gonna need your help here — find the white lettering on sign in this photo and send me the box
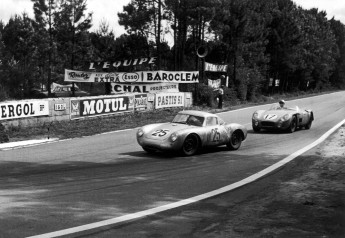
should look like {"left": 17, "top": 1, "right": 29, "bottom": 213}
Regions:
{"left": 80, "top": 97, "right": 132, "bottom": 117}
{"left": 144, "top": 71, "right": 199, "bottom": 83}
{"left": 134, "top": 94, "right": 148, "bottom": 111}
{"left": 88, "top": 57, "right": 157, "bottom": 70}
{"left": 204, "top": 62, "right": 228, "bottom": 72}
{"left": 155, "top": 93, "right": 185, "bottom": 109}
{"left": 54, "top": 103, "right": 67, "bottom": 111}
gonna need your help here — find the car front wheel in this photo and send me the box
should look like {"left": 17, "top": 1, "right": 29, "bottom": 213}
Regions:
{"left": 181, "top": 134, "right": 199, "bottom": 156}
{"left": 288, "top": 117, "right": 297, "bottom": 133}
{"left": 227, "top": 131, "right": 242, "bottom": 150}
{"left": 252, "top": 125, "right": 261, "bottom": 132}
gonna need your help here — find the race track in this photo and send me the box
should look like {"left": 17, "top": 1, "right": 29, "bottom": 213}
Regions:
{"left": 1, "top": 91, "right": 344, "bottom": 238}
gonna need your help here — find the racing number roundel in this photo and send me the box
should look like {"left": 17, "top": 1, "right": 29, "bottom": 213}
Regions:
{"left": 152, "top": 129, "right": 169, "bottom": 137}
{"left": 264, "top": 114, "right": 277, "bottom": 120}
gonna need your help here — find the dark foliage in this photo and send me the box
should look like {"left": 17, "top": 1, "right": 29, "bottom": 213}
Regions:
{"left": 0, "top": 0, "right": 344, "bottom": 103}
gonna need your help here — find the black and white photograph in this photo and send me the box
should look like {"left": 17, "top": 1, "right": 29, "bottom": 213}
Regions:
{"left": 0, "top": 0, "right": 344, "bottom": 237}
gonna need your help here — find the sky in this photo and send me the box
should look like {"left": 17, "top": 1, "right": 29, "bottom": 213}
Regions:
{"left": 0, "top": 0, "right": 345, "bottom": 36}
{"left": 0, "top": 0, "right": 131, "bottom": 37}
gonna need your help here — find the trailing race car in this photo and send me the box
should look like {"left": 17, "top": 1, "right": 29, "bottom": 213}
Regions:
{"left": 136, "top": 110, "right": 247, "bottom": 156}
{"left": 252, "top": 103, "right": 314, "bottom": 133}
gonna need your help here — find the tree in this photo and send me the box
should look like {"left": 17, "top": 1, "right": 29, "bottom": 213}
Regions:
{"left": 31, "top": 0, "right": 57, "bottom": 95}
{"left": 1, "top": 14, "right": 37, "bottom": 98}
{"left": 54, "top": 0, "right": 92, "bottom": 95}
{"left": 329, "top": 18, "right": 345, "bottom": 88}
{"left": 118, "top": 0, "right": 162, "bottom": 68}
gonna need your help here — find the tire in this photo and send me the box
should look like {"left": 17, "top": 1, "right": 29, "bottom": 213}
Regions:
{"left": 288, "top": 117, "right": 297, "bottom": 133}
{"left": 142, "top": 147, "right": 156, "bottom": 154}
{"left": 227, "top": 131, "right": 243, "bottom": 150}
{"left": 305, "top": 119, "right": 312, "bottom": 130}
{"left": 252, "top": 125, "right": 261, "bottom": 132}
{"left": 181, "top": 134, "right": 199, "bottom": 156}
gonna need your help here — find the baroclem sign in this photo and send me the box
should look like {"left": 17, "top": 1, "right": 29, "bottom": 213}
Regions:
{"left": 65, "top": 69, "right": 199, "bottom": 83}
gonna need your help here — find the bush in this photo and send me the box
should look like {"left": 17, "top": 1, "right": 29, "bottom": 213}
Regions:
{"left": 0, "top": 123, "right": 9, "bottom": 143}
{"left": 0, "top": 85, "right": 9, "bottom": 102}
{"left": 194, "top": 84, "right": 218, "bottom": 107}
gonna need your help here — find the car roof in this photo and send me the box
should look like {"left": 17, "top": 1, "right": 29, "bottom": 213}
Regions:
{"left": 178, "top": 110, "right": 216, "bottom": 118}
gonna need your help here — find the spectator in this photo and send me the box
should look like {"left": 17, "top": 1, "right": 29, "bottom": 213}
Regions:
{"left": 218, "top": 85, "right": 224, "bottom": 109}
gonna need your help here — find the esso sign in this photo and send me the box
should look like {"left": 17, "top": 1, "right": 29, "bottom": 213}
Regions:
{"left": 122, "top": 73, "right": 139, "bottom": 82}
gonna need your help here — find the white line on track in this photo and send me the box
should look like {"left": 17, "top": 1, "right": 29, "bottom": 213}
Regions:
{"left": 27, "top": 117, "right": 345, "bottom": 238}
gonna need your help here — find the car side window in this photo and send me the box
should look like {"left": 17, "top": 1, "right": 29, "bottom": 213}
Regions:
{"left": 187, "top": 116, "right": 203, "bottom": 127}
{"left": 206, "top": 117, "right": 218, "bottom": 126}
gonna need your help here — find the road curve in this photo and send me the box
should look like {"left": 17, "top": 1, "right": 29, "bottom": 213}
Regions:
{"left": 0, "top": 91, "right": 344, "bottom": 238}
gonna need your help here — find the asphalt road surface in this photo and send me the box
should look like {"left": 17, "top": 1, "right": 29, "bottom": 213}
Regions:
{"left": 1, "top": 92, "right": 344, "bottom": 238}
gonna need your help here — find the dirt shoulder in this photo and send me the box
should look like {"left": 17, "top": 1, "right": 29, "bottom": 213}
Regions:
{"left": 202, "top": 124, "right": 345, "bottom": 238}
{"left": 105, "top": 125, "right": 345, "bottom": 238}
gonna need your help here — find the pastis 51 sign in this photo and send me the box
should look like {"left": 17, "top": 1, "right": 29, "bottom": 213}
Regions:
{"left": 155, "top": 92, "right": 185, "bottom": 109}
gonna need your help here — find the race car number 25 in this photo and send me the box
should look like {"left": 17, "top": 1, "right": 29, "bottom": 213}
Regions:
{"left": 152, "top": 129, "right": 169, "bottom": 137}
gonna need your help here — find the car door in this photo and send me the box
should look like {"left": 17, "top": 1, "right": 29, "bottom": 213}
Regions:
{"left": 205, "top": 116, "right": 228, "bottom": 146}
{"left": 297, "top": 109, "right": 308, "bottom": 126}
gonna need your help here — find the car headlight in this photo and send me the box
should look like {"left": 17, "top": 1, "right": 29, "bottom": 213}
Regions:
{"left": 253, "top": 112, "right": 259, "bottom": 119}
{"left": 170, "top": 132, "right": 178, "bottom": 142}
{"left": 137, "top": 128, "right": 144, "bottom": 137}
{"left": 282, "top": 114, "right": 291, "bottom": 121}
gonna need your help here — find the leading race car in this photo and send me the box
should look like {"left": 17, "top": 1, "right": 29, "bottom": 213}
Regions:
{"left": 136, "top": 110, "right": 248, "bottom": 156}
{"left": 252, "top": 103, "right": 314, "bottom": 133}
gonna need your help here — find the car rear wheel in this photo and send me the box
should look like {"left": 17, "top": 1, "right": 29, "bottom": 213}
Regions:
{"left": 305, "top": 119, "right": 312, "bottom": 130}
{"left": 288, "top": 117, "right": 297, "bottom": 133}
{"left": 181, "top": 134, "right": 199, "bottom": 156}
{"left": 227, "top": 131, "right": 242, "bottom": 150}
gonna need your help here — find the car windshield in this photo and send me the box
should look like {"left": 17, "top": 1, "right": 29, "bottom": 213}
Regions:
{"left": 269, "top": 104, "right": 299, "bottom": 111}
{"left": 172, "top": 113, "right": 205, "bottom": 127}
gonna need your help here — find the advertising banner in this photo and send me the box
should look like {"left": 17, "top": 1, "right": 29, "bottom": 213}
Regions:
{"left": 88, "top": 57, "right": 157, "bottom": 70}
{"left": 65, "top": 69, "right": 199, "bottom": 83}
{"left": 134, "top": 94, "right": 148, "bottom": 111}
{"left": 70, "top": 96, "right": 134, "bottom": 119}
{"left": 0, "top": 100, "right": 49, "bottom": 121}
{"left": 143, "top": 71, "right": 199, "bottom": 83}
{"left": 111, "top": 82, "right": 179, "bottom": 94}
{"left": 208, "top": 79, "right": 221, "bottom": 89}
{"left": 204, "top": 62, "right": 228, "bottom": 72}
{"left": 155, "top": 92, "right": 185, "bottom": 109}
